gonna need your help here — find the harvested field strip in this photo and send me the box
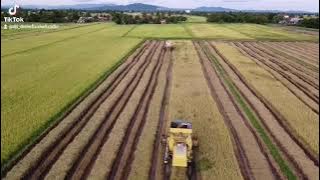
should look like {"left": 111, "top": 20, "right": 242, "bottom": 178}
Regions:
{"left": 269, "top": 42, "right": 319, "bottom": 65}
{"left": 64, "top": 42, "right": 162, "bottom": 180}
{"left": 168, "top": 41, "right": 243, "bottom": 180}
{"left": 252, "top": 42, "right": 319, "bottom": 81}
{"left": 234, "top": 43, "right": 319, "bottom": 110}
{"left": 259, "top": 42, "right": 319, "bottom": 72}
{"left": 107, "top": 43, "right": 165, "bottom": 180}
{"left": 194, "top": 42, "right": 254, "bottom": 180}
{"left": 208, "top": 41, "right": 319, "bottom": 179}
{"left": 46, "top": 41, "right": 160, "bottom": 180}
{"left": 213, "top": 42, "right": 319, "bottom": 157}
{"left": 261, "top": 42, "right": 319, "bottom": 69}
{"left": 241, "top": 42, "right": 319, "bottom": 96}
{"left": 128, "top": 49, "right": 172, "bottom": 180}
{"left": 280, "top": 42, "right": 319, "bottom": 58}
{"left": 232, "top": 42, "right": 319, "bottom": 115}
{"left": 2, "top": 42, "right": 149, "bottom": 177}
{"left": 197, "top": 41, "right": 294, "bottom": 179}
{"left": 297, "top": 42, "right": 319, "bottom": 52}
{"left": 8, "top": 40, "right": 155, "bottom": 180}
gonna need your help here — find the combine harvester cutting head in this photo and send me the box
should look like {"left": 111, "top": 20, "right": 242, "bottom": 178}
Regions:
{"left": 164, "top": 41, "right": 175, "bottom": 51}
{"left": 163, "top": 120, "right": 198, "bottom": 179}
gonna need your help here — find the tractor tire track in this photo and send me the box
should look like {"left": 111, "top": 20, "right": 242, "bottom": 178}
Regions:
{"left": 208, "top": 41, "right": 319, "bottom": 179}
{"left": 234, "top": 42, "right": 319, "bottom": 114}
{"left": 108, "top": 43, "right": 166, "bottom": 180}
{"left": 195, "top": 41, "right": 279, "bottom": 180}
{"left": 64, "top": 42, "right": 162, "bottom": 180}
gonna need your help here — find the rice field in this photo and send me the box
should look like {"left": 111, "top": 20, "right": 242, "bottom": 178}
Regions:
{"left": 1, "top": 20, "right": 319, "bottom": 180}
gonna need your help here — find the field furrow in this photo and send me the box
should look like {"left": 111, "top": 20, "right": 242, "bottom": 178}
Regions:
{"left": 195, "top": 41, "right": 279, "bottom": 179}
{"left": 268, "top": 42, "right": 319, "bottom": 65}
{"left": 259, "top": 42, "right": 319, "bottom": 73}
{"left": 128, "top": 48, "right": 172, "bottom": 180}
{"left": 281, "top": 42, "right": 319, "bottom": 58}
{"left": 233, "top": 42, "right": 319, "bottom": 113}
{"left": 43, "top": 41, "right": 159, "bottom": 179}
{"left": 106, "top": 43, "right": 165, "bottom": 180}
{"left": 208, "top": 41, "right": 319, "bottom": 179}
{"left": 3, "top": 40, "right": 152, "bottom": 179}
{"left": 242, "top": 42, "right": 319, "bottom": 91}
{"left": 26, "top": 41, "right": 157, "bottom": 179}
{"left": 212, "top": 42, "right": 319, "bottom": 160}
{"left": 64, "top": 42, "right": 161, "bottom": 180}
{"left": 254, "top": 42, "right": 319, "bottom": 81}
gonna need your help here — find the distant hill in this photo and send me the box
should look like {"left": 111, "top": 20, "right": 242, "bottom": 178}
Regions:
{"left": 1, "top": 3, "right": 316, "bottom": 13}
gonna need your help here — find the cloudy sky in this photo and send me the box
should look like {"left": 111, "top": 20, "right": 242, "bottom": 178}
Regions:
{"left": 2, "top": 0, "right": 319, "bottom": 12}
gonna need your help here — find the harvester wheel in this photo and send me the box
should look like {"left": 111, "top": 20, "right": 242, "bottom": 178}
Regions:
{"left": 192, "top": 135, "right": 199, "bottom": 148}
{"left": 164, "top": 160, "right": 171, "bottom": 179}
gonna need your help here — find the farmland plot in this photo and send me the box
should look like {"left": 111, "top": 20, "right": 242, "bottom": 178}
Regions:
{"left": 2, "top": 39, "right": 319, "bottom": 180}
{"left": 1, "top": 24, "right": 141, "bottom": 165}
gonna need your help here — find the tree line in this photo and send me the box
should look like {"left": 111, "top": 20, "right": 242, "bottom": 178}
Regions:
{"left": 206, "top": 12, "right": 281, "bottom": 24}
{"left": 299, "top": 18, "right": 319, "bottom": 29}
{"left": 111, "top": 12, "right": 187, "bottom": 24}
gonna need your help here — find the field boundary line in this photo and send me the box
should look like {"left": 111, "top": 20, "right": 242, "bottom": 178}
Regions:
{"left": 121, "top": 25, "right": 138, "bottom": 37}
{"left": 181, "top": 23, "right": 195, "bottom": 38}
{"left": 1, "top": 25, "right": 108, "bottom": 58}
{"left": 0, "top": 39, "right": 145, "bottom": 177}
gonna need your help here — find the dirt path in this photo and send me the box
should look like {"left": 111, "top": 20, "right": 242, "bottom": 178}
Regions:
{"left": 233, "top": 42, "right": 319, "bottom": 114}
{"left": 3, "top": 40, "right": 153, "bottom": 179}
{"left": 194, "top": 41, "right": 278, "bottom": 180}
{"left": 209, "top": 41, "right": 319, "bottom": 179}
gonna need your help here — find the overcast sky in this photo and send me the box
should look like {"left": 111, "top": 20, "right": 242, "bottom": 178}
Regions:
{"left": 2, "top": 0, "right": 319, "bottom": 12}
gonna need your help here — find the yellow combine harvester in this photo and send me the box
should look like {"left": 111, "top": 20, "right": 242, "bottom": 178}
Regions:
{"left": 163, "top": 120, "right": 198, "bottom": 178}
